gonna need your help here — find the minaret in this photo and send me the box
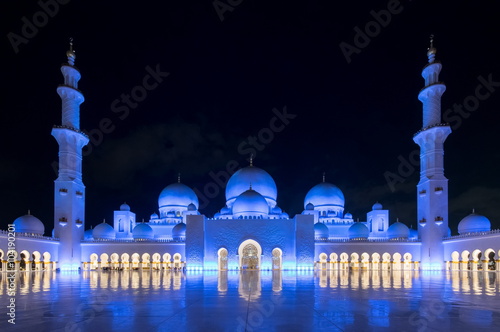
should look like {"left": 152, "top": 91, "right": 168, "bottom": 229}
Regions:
{"left": 52, "top": 39, "right": 89, "bottom": 270}
{"left": 413, "top": 35, "right": 451, "bottom": 270}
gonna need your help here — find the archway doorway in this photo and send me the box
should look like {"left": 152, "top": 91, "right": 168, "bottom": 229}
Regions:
{"left": 238, "top": 239, "right": 261, "bottom": 270}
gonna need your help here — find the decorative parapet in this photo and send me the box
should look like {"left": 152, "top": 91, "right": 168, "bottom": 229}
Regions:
{"left": 413, "top": 123, "right": 450, "bottom": 137}
{"left": 0, "top": 229, "right": 59, "bottom": 241}
{"left": 53, "top": 125, "right": 89, "bottom": 138}
{"left": 316, "top": 238, "right": 420, "bottom": 243}
{"left": 444, "top": 229, "right": 500, "bottom": 240}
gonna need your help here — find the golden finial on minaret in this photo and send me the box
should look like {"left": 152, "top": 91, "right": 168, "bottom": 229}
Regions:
{"left": 177, "top": 173, "right": 181, "bottom": 183}
{"left": 427, "top": 34, "right": 437, "bottom": 63}
{"left": 322, "top": 172, "right": 326, "bottom": 183}
{"left": 249, "top": 153, "right": 253, "bottom": 167}
{"left": 66, "top": 37, "right": 76, "bottom": 65}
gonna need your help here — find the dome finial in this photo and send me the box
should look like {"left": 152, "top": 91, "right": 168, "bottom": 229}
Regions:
{"left": 249, "top": 182, "right": 253, "bottom": 190}
{"left": 27, "top": 209, "right": 31, "bottom": 215}
{"left": 427, "top": 34, "right": 436, "bottom": 63}
{"left": 66, "top": 37, "right": 76, "bottom": 65}
{"left": 472, "top": 208, "right": 475, "bottom": 214}
{"left": 396, "top": 217, "right": 399, "bottom": 222}
{"left": 102, "top": 218, "right": 106, "bottom": 223}
{"left": 249, "top": 153, "right": 253, "bottom": 167}
{"left": 322, "top": 172, "right": 326, "bottom": 183}
{"left": 177, "top": 173, "right": 181, "bottom": 183}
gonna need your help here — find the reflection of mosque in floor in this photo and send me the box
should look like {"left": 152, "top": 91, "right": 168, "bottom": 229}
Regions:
{"left": 1, "top": 38, "right": 500, "bottom": 273}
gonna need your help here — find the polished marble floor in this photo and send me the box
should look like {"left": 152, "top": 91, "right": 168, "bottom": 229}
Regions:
{"left": 1, "top": 269, "right": 499, "bottom": 331}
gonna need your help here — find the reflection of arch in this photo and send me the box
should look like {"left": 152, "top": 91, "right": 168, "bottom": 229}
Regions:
{"left": 218, "top": 248, "right": 228, "bottom": 270}
{"left": 238, "top": 239, "right": 262, "bottom": 270}
{"left": 272, "top": 248, "right": 282, "bottom": 270}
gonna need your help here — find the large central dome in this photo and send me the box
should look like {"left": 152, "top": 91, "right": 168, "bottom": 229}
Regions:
{"left": 304, "top": 182, "right": 345, "bottom": 210}
{"left": 226, "top": 166, "right": 277, "bottom": 208}
{"left": 158, "top": 183, "right": 199, "bottom": 212}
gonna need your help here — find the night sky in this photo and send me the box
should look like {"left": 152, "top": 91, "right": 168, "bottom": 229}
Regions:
{"left": 1, "top": 0, "right": 500, "bottom": 234}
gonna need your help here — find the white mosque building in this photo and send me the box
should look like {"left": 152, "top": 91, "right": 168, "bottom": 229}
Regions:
{"left": 1, "top": 38, "right": 500, "bottom": 273}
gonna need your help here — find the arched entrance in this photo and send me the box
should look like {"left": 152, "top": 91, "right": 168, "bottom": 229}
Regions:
{"left": 272, "top": 248, "right": 282, "bottom": 270}
{"left": 218, "top": 248, "right": 228, "bottom": 270}
{"left": 238, "top": 239, "right": 261, "bottom": 270}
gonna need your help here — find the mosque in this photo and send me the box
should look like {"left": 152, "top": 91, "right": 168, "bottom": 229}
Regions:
{"left": 1, "top": 38, "right": 499, "bottom": 273}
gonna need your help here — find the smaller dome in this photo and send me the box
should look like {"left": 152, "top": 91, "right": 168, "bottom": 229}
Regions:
{"left": 348, "top": 222, "right": 369, "bottom": 239}
{"left": 150, "top": 212, "right": 159, "bottom": 219}
{"left": 232, "top": 189, "right": 269, "bottom": 218}
{"left": 280, "top": 212, "right": 289, "bottom": 219}
{"left": 372, "top": 202, "right": 383, "bottom": 210}
{"left": 271, "top": 206, "right": 282, "bottom": 214}
{"left": 13, "top": 214, "right": 45, "bottom": 235}
{"left": 133, "top": 223, "right": 154, "bottom": 240}
{"left": 172, "top": 222, "right": 186, "bottom": 240}
{"left": 305, "top": 202, "right": 314, "bottom": 210}
{"left": 221, "top": 206, "right": 231, "bottom": 214}
{"left": 120, "top": 202, "right": 130, "bottom": 211}
{"left": 84, "top": 228, "right": 94, "bottom": 240}
{"left": 187, "top": 203, "right": 197, "bottom": 211}
{"left": 93, "top": 222, "right": 115, "bottom": 240}
{"left": 314, "top": 223, "right": 329, "bottom": 240}
{"left": 344, "top": 212, "right": 353, "bottom": 219}
{"left": 458, "top": 212, "right": 491, "bottom": 234}
{"left": 387, "top": 221, "right": 409, "bottom": 239}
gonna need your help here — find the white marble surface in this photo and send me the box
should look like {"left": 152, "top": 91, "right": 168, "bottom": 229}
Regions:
{"left": 0, "top": 269, "right": 499, "bottom": 331}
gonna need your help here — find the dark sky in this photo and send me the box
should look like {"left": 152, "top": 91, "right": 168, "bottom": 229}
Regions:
{"left": 1, "top": 0, "right": 500, "bottom": 234}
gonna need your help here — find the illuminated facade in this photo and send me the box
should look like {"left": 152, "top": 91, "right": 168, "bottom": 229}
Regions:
{"left": 1, "top": 40, "right": 500, "bottom": 273}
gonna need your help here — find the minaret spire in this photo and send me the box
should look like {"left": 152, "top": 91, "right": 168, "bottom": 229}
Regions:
{"left": 51, "top": 40, "right": 89, "bottom": 270}
{"left": 322, "top": 172, "right": 326, "bottom": 183}
{"left": 249, "top": 153, "right": 253, "bottom": 166}
{"left": 178, "top": 173, "right": 181, "bottom": 183}
{"left": 413, "top": 35, "right": 451, "bottom": 270}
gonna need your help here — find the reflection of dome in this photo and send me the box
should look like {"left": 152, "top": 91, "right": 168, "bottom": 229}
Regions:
{"left": 458, "top": 213, "right": 491, "bottom": 234}
{"left": 84, "top": 228, "right": 94, "bottom": 240}
{"left": 120, "top": 202, "right": 130, "bottom": 211}
{"left": 13, "top": 214, "right": 45, "bottom": 235}
{"left": 226, "top": 166, "right": 277, "bottom": 208}
{"left": 314, "top": 223, "right": 329, "bottom": 239}
{"left": 348, "top": 222, "right": 369, "bottom": 239}
{"left": 304, "top": 182, "right": 345, "bottom": 209}
{"left": 372, "top": 202, "right": 383, "bottom": 210}
{"left": 387, "top": 221, "right": 409, "bottom": 239}
{"left": 158, "top": 183, "right": 199, "bottom": 211}
{"left": 133, "top": 223, "right": 154, "bottom": 240}
{"left": 172, "top": 222, "right": 186, "bottom": 240}
{"left": 232, "top": 189, "right": 269, "bottom": 218}
{"left": 93, "top": 222, "right": 115, "bottom": 239}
